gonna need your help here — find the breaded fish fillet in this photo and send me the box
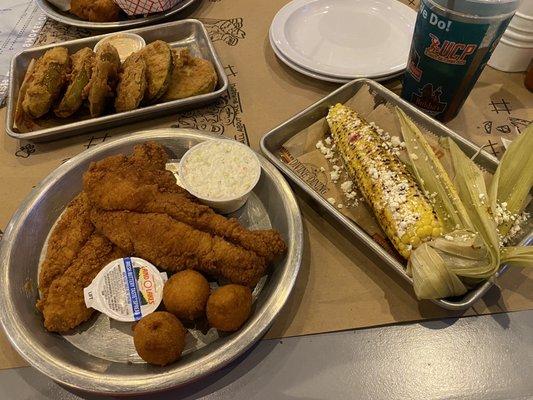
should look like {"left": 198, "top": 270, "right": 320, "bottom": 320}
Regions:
{"left": 55, "top": 47, "right": 95, "bottom": 118}
{"left": 36, "top": 192, "right": 94, "bottom": 308}
{"left": 90, "top": 209, "right": 267, "bottom": 287}
{"left": 140, "top": 40, "right": 173, "bottom": 103}
{"left": 87, "top": 43, "right": 120, "bottom": 117}
{"left": 115, "top": 52, "right": 147, "bottom": 112}
{"left": 22, "top": 47, "right": 70, "bottom": 118}
{"left": 70, "top": 0, "right": 121, "bottom": 22}
{"left": 41, "top": 234, "right": 124, "bottom": 332}
{"left": 83, "top": 143, "right": 286, "bottom": 261}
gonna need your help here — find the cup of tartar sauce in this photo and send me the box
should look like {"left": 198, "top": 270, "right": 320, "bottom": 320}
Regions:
{"left": 93, "top": 33, "right": 146, "bottom": 62}
{"left": 178, "top": 139, "right": 261, "bottom": 214}
{"left": 84, "top": 257, "right": 167, "bottom": 322}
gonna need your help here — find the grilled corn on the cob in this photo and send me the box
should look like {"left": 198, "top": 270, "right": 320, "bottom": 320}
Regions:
{"left": 326, "top": 103, "right": 442, "bottom": 258}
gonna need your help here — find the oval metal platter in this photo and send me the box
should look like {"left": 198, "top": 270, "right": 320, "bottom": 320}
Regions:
{"left": 0, "top": 129, "right": 303, "bottom": 394}
{"left": 36, "top": 0, "right": 198, "bottom": 30}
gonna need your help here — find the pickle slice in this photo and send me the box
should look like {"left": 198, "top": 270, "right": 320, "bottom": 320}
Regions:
{"left": 54, "top": 47, "right": 95, "bottom": 118}
{"left": 21, "top": 47, "right": 70, "bottom": 119}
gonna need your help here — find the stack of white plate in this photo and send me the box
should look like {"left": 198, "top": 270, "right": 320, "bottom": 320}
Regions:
{"left": 269, "top": 0, "right": 417, "bottom": 83}
{"left": 488, "top": 1, "right": 533, "bottom": 72}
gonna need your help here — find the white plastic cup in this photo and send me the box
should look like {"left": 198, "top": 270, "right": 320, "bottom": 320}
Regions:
{"left": 509, "top": 13, "right": 533, "bottom": 33}
{"left": 515, "top": 0, "right": 533, "bottom": 18}
{"left": 93, "top": 33, "right": 146, "bottom": 62}
{"left": 178, "top": 140, "right": 261, "bottom": 214}
{"left": 488, "top": 36, "right": 533, "bottom": 72}
{"left": 504, "top": 26, "right": 533, "bottom": 42}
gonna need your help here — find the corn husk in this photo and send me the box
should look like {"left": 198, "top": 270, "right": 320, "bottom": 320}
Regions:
{"left": 396, "top": 108, "right": 473, "bottom": 232}
{"left": 447, "top": 139, "right": 500, "bottom": 275}
{"left": 489, "top": 123, "right": 533, "bottom": 236}
{"left": 394, "top": 111, "right": 531, "bottom": 300}
{"left": 501, "top": 246, "right": 533, "bottom": 268}
{"left": 408, "top": 243, "right": 467, "bottom": 299}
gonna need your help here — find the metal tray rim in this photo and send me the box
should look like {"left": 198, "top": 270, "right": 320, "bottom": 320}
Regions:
{"left": 0, "top": 129, "right": 303, "bottom": 394}
{"left": 260, "top": 78, "right": 531, "bottom": 311}
{"left": 6, "top": 19, "right": 229, "bottom": 141}
{"left": 35, "top": 0, "right": 198, "bottom": 30}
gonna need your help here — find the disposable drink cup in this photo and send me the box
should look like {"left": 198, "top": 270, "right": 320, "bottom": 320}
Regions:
{"left": 401, "top": 0, "right": 520, "bottom": 122}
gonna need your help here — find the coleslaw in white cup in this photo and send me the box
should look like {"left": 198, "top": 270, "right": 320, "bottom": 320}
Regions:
{"left": 178, "top": 139, "right": 261, "bottom": 214}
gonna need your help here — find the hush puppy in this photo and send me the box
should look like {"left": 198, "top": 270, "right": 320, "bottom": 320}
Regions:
{"left": 133, "top": 311, "right": 186, "bottom": 366}
{"left": 206, "top": 284, "right": 252, "bottom": 332}
{"left": 163, "top": 270, "right": 210, "bottom": 320}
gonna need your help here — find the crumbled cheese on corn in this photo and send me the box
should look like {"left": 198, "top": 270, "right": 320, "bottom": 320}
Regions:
{"left": 330, "top": 170, "right": 340, "bottom": 182}
{"left": 327, "top": 197, "right": 336, "bottom": 205}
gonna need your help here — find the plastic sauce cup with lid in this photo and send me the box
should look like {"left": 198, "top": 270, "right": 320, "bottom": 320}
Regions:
{"left": 178, "top": 139, "right": 261, "bottom": 214}
{"left": 93, "top": 33, "right": 146, "bottom": 62}
{"left": 84, "top": 257, "right": 167, "bottom": 322}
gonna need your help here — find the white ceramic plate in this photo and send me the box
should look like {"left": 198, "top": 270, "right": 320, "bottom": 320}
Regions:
{"left": 269, "top": 26, "right": 402, "bottom": 83}
{"left": 270, "top": 0, "right": 416, "bottom": 79}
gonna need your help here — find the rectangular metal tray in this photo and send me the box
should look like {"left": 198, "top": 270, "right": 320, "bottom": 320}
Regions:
{"left": 6, "top": 19, "right": 229, "bottom": 142}
{"left": 260, "top": 78, "right": 532, "bottom": 310}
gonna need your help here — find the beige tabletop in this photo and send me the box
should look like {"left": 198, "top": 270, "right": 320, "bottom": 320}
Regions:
{"left": 0, "top": 0, "right": 532, "bottom": 370}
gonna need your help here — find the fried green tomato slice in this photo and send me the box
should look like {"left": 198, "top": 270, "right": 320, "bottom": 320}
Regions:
{"left": 140, "top": 40, "right": 173, "bottom": 103}
{"left": 161, "top": 55, "right": 217, "bottom": 101}
{"left": 54, "top": 47, "right": 95, "bottom": 118}
{"left": 87, "top": 43, "right": 120, "bottom": 117}
{"left": 21, "top": 47, "right": 70, "bottom": 118}
{"left": 114, "top": 52, "right": 147, "bottom": 112}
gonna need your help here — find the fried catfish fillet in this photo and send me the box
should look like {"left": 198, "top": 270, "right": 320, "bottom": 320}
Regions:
{"left": 55, "top": 47, "right": 95, "bottom": 118}
{"left": 90, "top": 209, "right": 267, "bottom": 287}
{"left": 115, "top": 52, "right": 147, "bottom": 112}
{"left": 21, "top": 47, "right": 70, "bottom": 118}
{"left": 36, "top": 192, "right": 94, "bottom": 308}
{"left": 86, "top": 43, "right": 120, "bottom": 117}
{"left": 83, "top": 143, "right": 287, "bottom": 261}
{"left": 41, "top": 234, "right": 124, "bottom": 332}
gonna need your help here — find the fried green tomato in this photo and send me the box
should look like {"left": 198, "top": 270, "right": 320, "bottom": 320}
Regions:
{"left": 206, "top": 284, "right": 252, "bottom": 332}
{"left": 162, "top": 55, "right": 217, "bottom": 101}
{"left": 21, "top": 47, "right": 70, "bottom": 118}
{"left": 133, "top": 311, "right": 187, "bottom": 366}
{"left": 114, "top": 52, "right": 147, "bottom": 113}
{"left": 87, "top": 43, "right": 120, "bottom": 117}
{"left": 54, "top": 47, "right": 95, "bottom": 118}
{"left": 140, "top": 40, "right": 173, "bottom": 103}
{"left": 163, "top": 270, "right": 210, "bottom": 320}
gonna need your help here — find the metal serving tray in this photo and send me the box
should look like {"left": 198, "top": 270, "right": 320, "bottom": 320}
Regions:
{"left": 36, "top": 0, "right": 197, "bottom": 30}
{"left": 6, "top": 19, "right": 229, "bottom": 142}
{"left": 260, "top": 78, "right": 532, "bottom": 311}
{"left": 0, "top": 129, "right": 303, "bottom": 394}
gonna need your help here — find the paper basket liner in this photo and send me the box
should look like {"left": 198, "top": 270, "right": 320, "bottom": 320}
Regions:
{"left": 114, "top": 0, "right": 182, "bottom": 16}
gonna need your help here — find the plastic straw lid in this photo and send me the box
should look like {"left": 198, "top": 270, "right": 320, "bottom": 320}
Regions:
{"left": 428, "top": 0, "right": 521, "bottom": 18}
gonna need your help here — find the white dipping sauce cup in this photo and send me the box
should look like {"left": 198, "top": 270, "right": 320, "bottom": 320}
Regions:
{"left": 93, "top": 33, "right": 146, "bottom": 62}
{"left": 179, "top": 140, "right": 261, "bottom": 214}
